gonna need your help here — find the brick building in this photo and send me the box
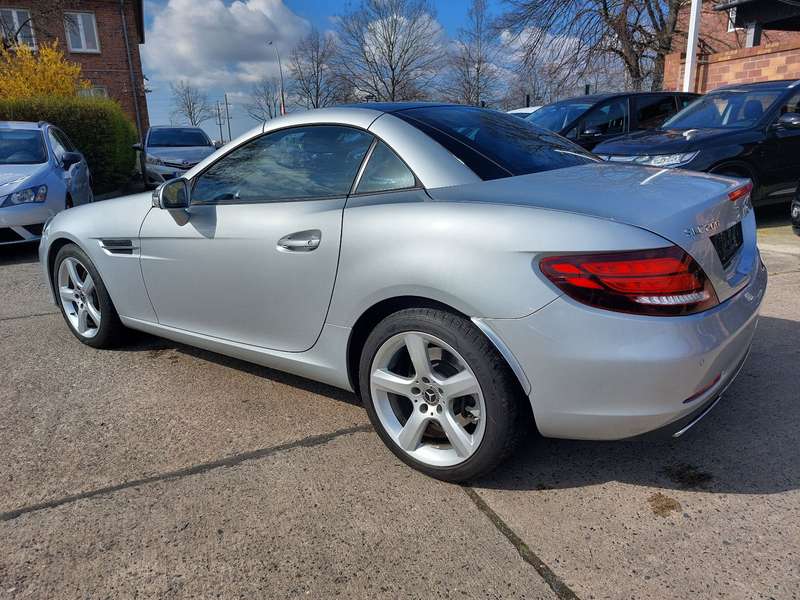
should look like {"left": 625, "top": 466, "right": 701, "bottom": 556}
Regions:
{"left": 0, "top": 1, "right": 149, "bottom": 134}
{"left": 664, "top": 0, "right": 800, "bottom": 93}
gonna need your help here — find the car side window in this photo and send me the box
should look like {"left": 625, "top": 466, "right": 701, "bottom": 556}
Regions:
{"left": 192, "top": 126, "right": 373, "bottom": 204}
{"left": 582, "top": 99, "right": 628, "bottom": 135}
{"left": 53, "top": 129, "right": 77, "bottom": 152}
{"left": 355, "top": 141, "right": 416, "bottom": 194}
{"left": 776, "top": 91, "right": 800, "bottom": 118}
{"left": 634, "top": 95, "right": 677, "bottom": 129}
{"left": 48, "top": 129, "right": 67, "bottom": 162}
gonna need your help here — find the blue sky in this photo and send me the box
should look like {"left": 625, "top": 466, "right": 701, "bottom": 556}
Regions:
{"left": 141, "top": 0, "right": 505, "bottom": 140}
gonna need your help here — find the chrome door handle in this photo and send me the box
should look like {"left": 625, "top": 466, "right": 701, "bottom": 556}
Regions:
{"left": 277, "top": 230, "right": 321, "bottom": 252}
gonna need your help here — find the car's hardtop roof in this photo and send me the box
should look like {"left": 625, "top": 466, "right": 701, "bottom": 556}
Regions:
{"left": 341, "top": 102, "right": 467, "bottom": 114}
{"left": 711, "top": 79, "right": 800, "bottom": 92}
{"left": 546, "top": 90, "right": 695, "bottom": 106}
{"left": 0, "top": 121, "right": 48, "bottom": 130}
{"left": 148, "top": 125, "right": 207, "bottom": 131}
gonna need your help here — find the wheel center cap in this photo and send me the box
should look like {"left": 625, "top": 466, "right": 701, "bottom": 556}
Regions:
{"left": 423, "top": 388, "right": 439, "bottom": 405}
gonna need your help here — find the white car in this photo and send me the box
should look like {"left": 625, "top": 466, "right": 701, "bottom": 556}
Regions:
{"left": 507, "top": 106, "right": 542, "bottom": 118}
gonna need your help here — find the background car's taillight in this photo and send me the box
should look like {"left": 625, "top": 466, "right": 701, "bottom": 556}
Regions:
{"left": 539, "top": 246, "right": 719, "bottom": 316}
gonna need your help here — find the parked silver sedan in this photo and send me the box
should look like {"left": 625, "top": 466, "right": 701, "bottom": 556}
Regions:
{"left": 134, "top": 126, "right": 217, "bottom": 187}
{"left": 39, "top": 104, "right": 766, "bottom": 481}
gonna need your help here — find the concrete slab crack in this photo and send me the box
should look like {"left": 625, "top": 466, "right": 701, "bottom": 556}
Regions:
{"left": 0, "top": 311, "right": 59, "bottom": 322}
{"left": 1, "top": 424, "right": 373, "bottom": 522}
{"left": 463, "top": 486, "right": 581, "bottom": 600}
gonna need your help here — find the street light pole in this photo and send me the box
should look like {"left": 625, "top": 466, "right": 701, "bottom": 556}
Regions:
{"left": 268, "top": 40, "right": 286, "bottom": 115}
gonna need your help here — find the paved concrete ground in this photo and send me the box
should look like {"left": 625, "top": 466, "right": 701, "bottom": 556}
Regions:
{"left": 0, "top": 207, "right": 798, "bottom": 599}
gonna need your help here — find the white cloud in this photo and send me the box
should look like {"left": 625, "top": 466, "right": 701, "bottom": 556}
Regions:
{"left": 142, "top": 0, "right": 310, "bottom": 90}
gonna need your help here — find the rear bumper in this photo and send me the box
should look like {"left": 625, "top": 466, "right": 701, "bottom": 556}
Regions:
{"left": 482, "top": 254, "right": 767, "bottom": 440}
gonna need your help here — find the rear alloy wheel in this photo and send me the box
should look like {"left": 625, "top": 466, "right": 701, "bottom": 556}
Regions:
{"left": 54, "top": 244, "right": 126, "bottom": 348}
{"left": 360, "top": 308, "right": 523, "bottom": 482}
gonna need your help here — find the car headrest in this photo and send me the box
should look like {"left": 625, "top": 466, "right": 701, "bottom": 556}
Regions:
{"left": 742, "top": 100, "right": 763, "bottom": 120}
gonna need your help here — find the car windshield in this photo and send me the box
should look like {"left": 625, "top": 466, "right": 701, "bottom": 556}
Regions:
{"left": 0, "top": 129, "right": 47, "bottom": 165}
{"left": 663, "top": 89, "right": 784, "bottom": 129}
{"left": 148, "top": 128, "right": 211, "bottom": 147}
{"left": 525, "top": 101, "right": 593, "bottom": 131}
{"left": 397, "top": 106, "right": 597, "bottom": 180}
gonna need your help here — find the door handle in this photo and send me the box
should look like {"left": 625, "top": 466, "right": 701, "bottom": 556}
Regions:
{"left": 277, "top": 229, "right": 321, "bottom": 252}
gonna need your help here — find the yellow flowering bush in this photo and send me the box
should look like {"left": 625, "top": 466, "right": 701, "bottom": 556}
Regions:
{"left": 0, "top": 41, "right": 89, "bottom": 98}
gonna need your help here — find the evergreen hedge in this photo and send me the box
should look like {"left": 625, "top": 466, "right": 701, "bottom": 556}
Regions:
{"left": 0, "top": 96, "right": 138, "bottom": 194}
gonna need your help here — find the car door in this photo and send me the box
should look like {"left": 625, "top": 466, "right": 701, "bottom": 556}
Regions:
{"left": 49, "top": 127, "right": 91, "bottom": 204}
{"left": 574, "top": 97, "right": 629, "bottom": 150}
{"left": 139, "top": 124, "right": 373, "bottom": 352}
{"left": 760, "top": 90, "right": 800, "bottom": 201}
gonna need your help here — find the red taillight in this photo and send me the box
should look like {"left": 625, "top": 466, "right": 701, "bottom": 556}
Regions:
{"left": 540, "top": 246, "right": 719, "bottom": 316}
{"left": 728, "top": 181, "right": 753, "bottom": 202}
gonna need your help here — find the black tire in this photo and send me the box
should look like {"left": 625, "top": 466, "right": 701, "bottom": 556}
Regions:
{"left": 358, "top": 308, "right": 524, "bottom": 482}
{"left": 53, "top": 243, "right": 127, "bottom": 348}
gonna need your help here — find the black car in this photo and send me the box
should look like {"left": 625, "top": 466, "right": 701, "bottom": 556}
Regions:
{"left": 525, "top": 91, "right": 698, "bottom": 150}
{"left": 594, "top": 80, "right": 800, "bottom": 207}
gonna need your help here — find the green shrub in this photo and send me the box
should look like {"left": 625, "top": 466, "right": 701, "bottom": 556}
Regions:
{"left": 0, "top": 96, "right": 138, "bottom": 194}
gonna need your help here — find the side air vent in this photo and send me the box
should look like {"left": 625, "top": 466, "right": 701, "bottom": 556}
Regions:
{"left": 100, "top": 238, "right": 135, "bottom": 255}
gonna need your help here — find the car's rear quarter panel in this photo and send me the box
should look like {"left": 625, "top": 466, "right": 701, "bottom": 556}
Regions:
{"left": 328, "top": 195, "right": 673, "bottom": 326}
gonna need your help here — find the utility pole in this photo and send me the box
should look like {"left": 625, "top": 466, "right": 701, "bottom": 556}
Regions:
{"left": 268, "top": 40, "right": 286, "bottom": 115}
{"left": 224, "top": 93, "right": 233, "bottom": 142}
{"left": 683, "top": 0, "right": 702, "bottom": 93}
{"left": 215, "top": 101, "right": 225, "bottom": 143}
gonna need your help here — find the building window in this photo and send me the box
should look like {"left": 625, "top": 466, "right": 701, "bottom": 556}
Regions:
{"left": 0, "top": 8, "right": 36, "bottom": 48}
{"left": 64, "top": 12, "right": 99, "bottom": 53}
{"left": 727, "top": 8, "right": 740, "bottom": 33}
{"left": 78, "top": 86, "right": 109, "bottom": 98}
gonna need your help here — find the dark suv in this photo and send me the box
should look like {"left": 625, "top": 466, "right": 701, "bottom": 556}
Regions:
{"left": 525, "top": 91, "right": 698, "bottom": 150}
{"left": 594, "top": 80, "right": 800, "bottom": 207}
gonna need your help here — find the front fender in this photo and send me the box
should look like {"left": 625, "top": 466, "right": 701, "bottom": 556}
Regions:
{"left": 40, "top": 193, "right": 157, "bottom": 322}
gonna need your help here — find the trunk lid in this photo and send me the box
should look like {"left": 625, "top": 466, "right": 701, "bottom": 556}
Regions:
{"left": 428, "top": 162, "right": 757, "bottom": 303}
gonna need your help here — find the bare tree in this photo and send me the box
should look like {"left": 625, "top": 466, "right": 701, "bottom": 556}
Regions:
{"left": 245, "top": 77, "right": 282, "bottom": 122}
{"left": 334, "top": 0, "right": 443, "bottom": 101}
{"left": 496, "top": 0, "right": 688, "bottom": 92}
{"left": 444, "top": 0, "right": 500, "bottom": 106}
{"left": 169, "top": 81, "right": 214, "bottom": 126}
{"left": 290, "top": 29, "right": 340, "bottom": 109}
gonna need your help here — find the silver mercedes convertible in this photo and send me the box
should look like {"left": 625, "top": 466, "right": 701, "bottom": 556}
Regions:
{"left": 39, "top": 104, "right": 767, "bottom": 481}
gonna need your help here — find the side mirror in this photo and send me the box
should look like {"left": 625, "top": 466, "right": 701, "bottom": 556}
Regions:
{"left": 152, "top": 178, "right": 190, "bottom": 210}
{"left": 61, "top": 151, "right": 82, "bottom": 170}
{"left": 213, "top": 140, "right": 224, "bottom": 149}
{"left": 132, "top": 142, "right": 143, "bottom": 151}
{"left": 775, "top": 112, "right": 800, "bottom": 130}
{"left": 581, "top": 127, "right": 603, "bottom": 138}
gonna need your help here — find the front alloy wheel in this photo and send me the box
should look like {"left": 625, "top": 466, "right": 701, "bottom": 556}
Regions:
{"left": 53, "top": 243, "right": 126, "bottom": 348}
{"left": 58, "top": 256, "right": 101, "bottom": 338}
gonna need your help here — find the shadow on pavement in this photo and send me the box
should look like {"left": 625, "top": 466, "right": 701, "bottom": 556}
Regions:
{"left": 0, "top": 243, "right": 38, "bottom": 266}
{"left": 477, "top": 315, "right": 800, "bottom": 495}
{"left": 755, "top": 203, "right": 792, "bottom": 229}
{"left": 120, "top": 332, "right": 362, "bottom": 407}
